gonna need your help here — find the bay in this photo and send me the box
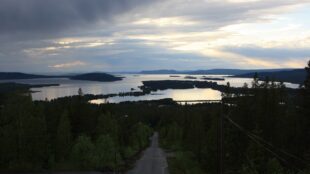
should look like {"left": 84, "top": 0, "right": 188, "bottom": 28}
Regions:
{"left": 0, "top": 74, "right": 299, "bottom": 103}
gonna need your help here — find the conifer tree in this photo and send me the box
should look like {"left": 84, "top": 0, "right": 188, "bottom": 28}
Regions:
{"left": 95, "top": 134, "right": 120, "bottom": 169}
{"left": 56, "top": 110, "right": 72, "bottom": 162}
{"left": 302, "top": 60, "right": 310, "bottom": 163}
{"left": 71, "top": 135, "right": 96, "bottom": 169}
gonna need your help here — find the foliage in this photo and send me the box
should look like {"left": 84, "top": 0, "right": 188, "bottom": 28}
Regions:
{"left": 0, "top": 60, "right": 310, "bottom": 173}
{"left": 167, "top": 152, "right": 205, "bottom": 174}
{"left": 159, "top": 60, "right": 310, "bottom": 174}
{"left": 95, "top": 134, "right": 120, "bottom": 169}
{"left": 71, "top": 135, "right": 96, "bottom": 169}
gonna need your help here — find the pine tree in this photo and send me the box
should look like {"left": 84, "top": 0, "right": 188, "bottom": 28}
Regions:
{"left": 71, "top": 135, "right": 96, "bottom": 169}
{"left": 56, "top": 110, "right": 72, "bottom": 162}
{"left": 166, "top": 122, "right": 182, "bottom": 149}
{"left": 252, "top": 72, "right": 259, "bottom": 89}
{"left": 0, "top": 94, "right": 47, "bottom": 170}
{"left": 303, "top": 60, "right": 310, "bottom": 115}
{"left": 222, "top": 82, "right": 232, "bottom": 99}
{"left": 24, "top": 103, "right": 48, "bottom": 169}
{"left": 96, "top": 113, "right": 118, "bottom": 139}
{"left": 95, "top": 134, "right": 120, "bottom": 169}
{"left": 78, "top": 88, "right": 83, "bottom": 96}
{"left": 302, "top": 60, "right": 310, "bottom": 163}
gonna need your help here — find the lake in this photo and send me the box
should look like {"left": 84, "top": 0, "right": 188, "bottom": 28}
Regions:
{"left": 0, "top": 74, "right": 299, "bottom": 104}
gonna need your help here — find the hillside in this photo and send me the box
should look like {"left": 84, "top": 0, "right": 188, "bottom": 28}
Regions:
{"left": 188, "top": 69, "right": 293, "bottom": 75}
{"left": 0, "top": 82, "right": 59, "bottom": 94}
{"left": 139, "top": 69, "right": 293, "bottom": 75}
{"left": 235, "top": 69, "right": 306, "bottom": 84}
{"left": 140, "top": 70, "right": 180, "bottom": 74}
{"left": 0, "top": 72, "right": 123, "bottom": 82}
{"left": 0, "top": 72, "right": 52, "bottom": 80}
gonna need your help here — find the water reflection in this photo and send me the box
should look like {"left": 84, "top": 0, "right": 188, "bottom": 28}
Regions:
{"left": 89, "top": 88, "right": 222, "bottom": 104}
{"left": 0, "top": 74, "right": 299, "bottom": 103}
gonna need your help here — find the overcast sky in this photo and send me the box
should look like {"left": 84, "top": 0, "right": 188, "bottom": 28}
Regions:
{"left": 0, "top": 0, "right": 309, "bottom": 72}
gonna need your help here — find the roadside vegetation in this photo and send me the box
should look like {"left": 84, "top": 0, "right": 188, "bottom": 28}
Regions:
{"left": 0, "top": 93, "right": 152, "bottom": 172}
{"left": 159, "top": 61, "right": 310, "bottom": 174}
{"left": 0, "top": 61, "right": 309, "bottom": 173}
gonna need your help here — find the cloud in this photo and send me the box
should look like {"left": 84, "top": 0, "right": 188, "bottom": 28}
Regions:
{"left": 49, "top": 61, "right": 86, "bottom": 69}
{"left": 0, "top": 0, "right": 310, "bottom": 71}
{"left": 0, "top": 0, "right": 155, "bottom": 31}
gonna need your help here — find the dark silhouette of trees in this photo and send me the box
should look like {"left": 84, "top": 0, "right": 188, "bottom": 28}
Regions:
{"left": 0, "top": 94, "right": 47, "bottom": 170}
{"left": 159, "top": 61, "right": 310, "bottom": 174}
{"left": 71, "top": 135, "right": 96, "bottom": 169}
{"left": 56, "top": 110, "right": 72, "bottom": 162}
{"left": 0, "top": 61, "right": 310, "bottom": 173}
{"left": 78, "top": 88, "right": 83, "bottom": 96}
{"left": 95, "top": 134, "right": 119, "bottom": 169}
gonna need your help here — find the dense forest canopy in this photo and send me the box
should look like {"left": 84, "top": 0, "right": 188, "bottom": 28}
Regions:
{"left": 0, "top": 61, "right": 309, "bottom": 173}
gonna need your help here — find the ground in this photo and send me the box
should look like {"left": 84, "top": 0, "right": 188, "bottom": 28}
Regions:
{"left": 127, "top": 132, "right": 169, "bottom": 174}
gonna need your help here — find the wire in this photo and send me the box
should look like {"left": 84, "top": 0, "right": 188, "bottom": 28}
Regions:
{"left": 225, "top": 115, "right": 305, "bottom": 172}
{"left": 249, "top": 131, "right": 309, "bottom": 166}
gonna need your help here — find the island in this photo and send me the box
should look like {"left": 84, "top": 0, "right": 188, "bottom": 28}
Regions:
{"left": 184, "top": 76, "right": 197, "bottom": 79}
{"left": 201, "top": 76, "right": 225, "bottom": 81}
{"left": 139, "top": 80, "right": 298, "bottom": 95}
{"left": 140, "top": 80, "right": 230, "bottom": 92}
{"left": 70, "top": 72, "right": 123, "bottom": 82}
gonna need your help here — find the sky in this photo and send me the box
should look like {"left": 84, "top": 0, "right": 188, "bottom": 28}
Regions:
{"left": 0, "top": 0, "right": 309, "bottom": 72}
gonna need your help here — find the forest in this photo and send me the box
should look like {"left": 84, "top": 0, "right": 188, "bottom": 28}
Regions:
{"left": 0, "top": 61, "right": 309, "bottom": 173}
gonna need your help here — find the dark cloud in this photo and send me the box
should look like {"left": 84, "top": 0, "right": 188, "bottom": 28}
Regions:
{"left": 0, "top": 0, "right": 309, "bottom": 72}
{"left": 0, "top": 0, "right": 155, "bottom": 35}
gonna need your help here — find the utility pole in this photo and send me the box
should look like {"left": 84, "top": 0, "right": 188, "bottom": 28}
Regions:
{"left": 218, "top": 101, "right": 224, "bottom": 174}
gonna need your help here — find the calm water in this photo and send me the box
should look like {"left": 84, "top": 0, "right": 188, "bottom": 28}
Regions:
{"left": 0, "top": 74, "right": 299, "bottom": 104}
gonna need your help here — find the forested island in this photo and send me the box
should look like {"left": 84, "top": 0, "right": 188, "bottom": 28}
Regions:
{"left": 69, "top": 73, "right": 123, "bottom": 82}
{"left": 184, "top": 76, "right": 197, "bottom": 79}
{"left": 139, "top": 79, "right": 298, "bottom": 96}
{"left": 0, "top": 61, "right": 309, "bottom": 173}
{"left": 201, "top": 76, "right": 225, "bottom": 81}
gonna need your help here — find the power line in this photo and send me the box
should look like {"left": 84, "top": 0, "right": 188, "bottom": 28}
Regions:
{"left": 223, "top": 104, "right": 309, "bottom": 166}
{"left": 227, "top": 115, "right": 309, "bottom": 166}
{"left": 225, "top": 115, "right": 305, "bottom": 172}
{"left": 249, "top": 131, "right": 309, "bottom": 166}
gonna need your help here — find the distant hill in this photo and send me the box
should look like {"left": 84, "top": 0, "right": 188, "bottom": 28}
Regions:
{"left": 188, "top": 69, "right": 294, "bottom": 75}
{"left": 235, "top": 69, "right": 306, "bottom": 84}
{"left": 139, "top": 69, "right": 293, "bottom": 75}
{"left": 0, "top": 72, "right": 52, "bottom": 80}
{"left": 0, "top": 72, "right": 123, "bottom": 82}
{"left": 140, "top": 70, "right": 180, "bottom": 74}
{"left": 70, "top": 73, "right": 123, "bottom": 82}
{"left": 0, "top": 82, "right": 59, "bottom": 93}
